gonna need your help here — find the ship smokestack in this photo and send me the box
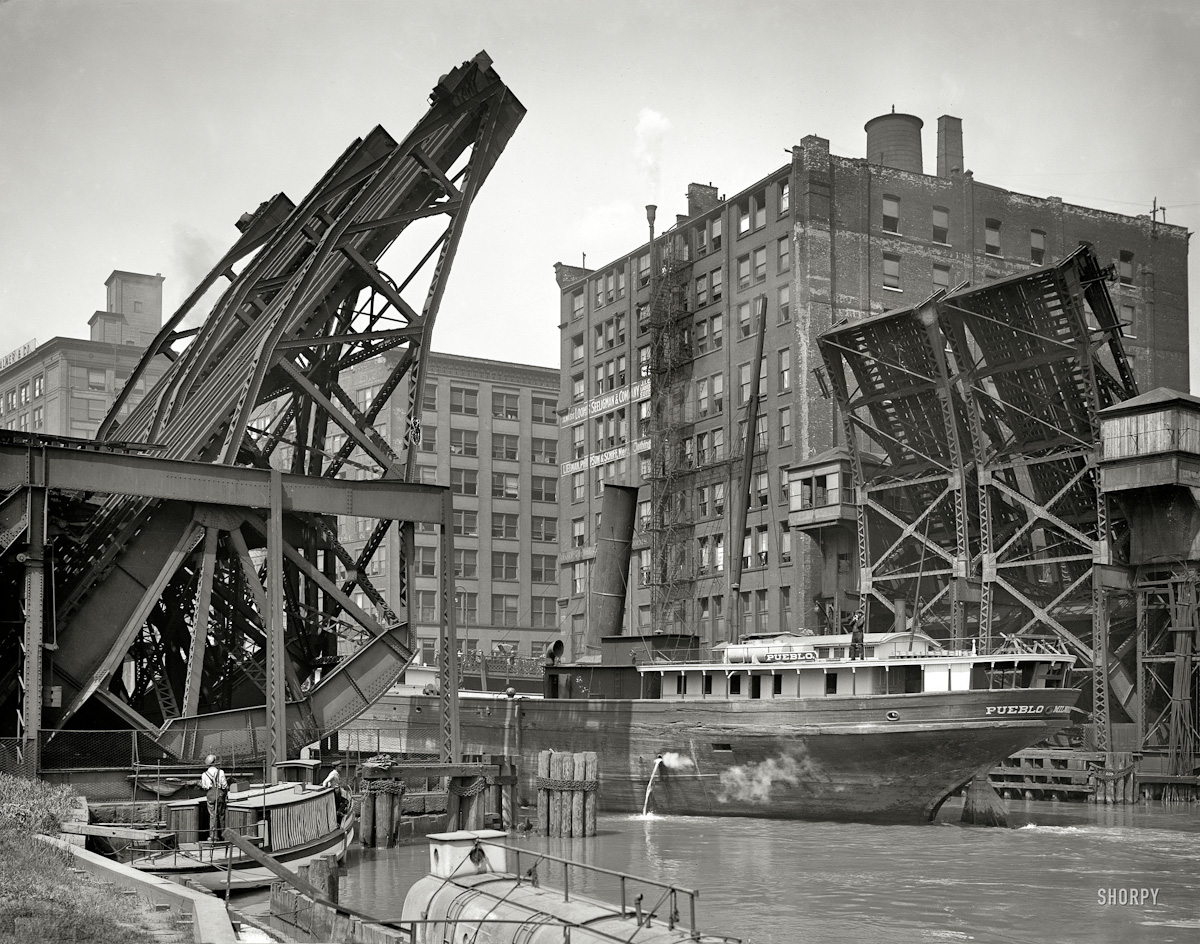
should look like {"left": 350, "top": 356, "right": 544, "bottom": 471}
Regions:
{"left": 588, "top": 484, "right": 639, "bottom": 650}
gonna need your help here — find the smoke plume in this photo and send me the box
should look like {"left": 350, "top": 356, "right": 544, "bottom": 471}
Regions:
{"left": 633, "top": 108, "right": 671, "bottom": 197}
{"left": 660, "top": 751, "right": 694, "bottom": 771}
{"left": 718, "top": 751, "right": 820, "bottom": 805}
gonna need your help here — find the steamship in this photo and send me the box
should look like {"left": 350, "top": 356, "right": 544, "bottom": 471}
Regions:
{"left": 368, "top": 627, "right": 1078, "bottom": 824}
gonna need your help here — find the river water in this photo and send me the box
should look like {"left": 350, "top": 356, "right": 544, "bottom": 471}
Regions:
{"left": 246, "top": 799, "right": 1200, "bottom": 943}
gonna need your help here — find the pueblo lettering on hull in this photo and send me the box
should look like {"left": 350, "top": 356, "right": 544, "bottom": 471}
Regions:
{"left": 984, "top": 705, "right": 1071, "bottom": 715}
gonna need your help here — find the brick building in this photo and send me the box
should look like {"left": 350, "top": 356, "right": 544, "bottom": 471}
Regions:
{"left": 554, "top": 112, "right": 1190, "bottom": 653}
{"left": 0, "top": 270, "right": 167, "bottom": 438}
{"left": 337, "top": 351, "right": 561, "bottom": 665}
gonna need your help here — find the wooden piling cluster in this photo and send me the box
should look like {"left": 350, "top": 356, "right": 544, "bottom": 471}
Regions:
{"left": 1090, "top": 752, "right": 1137, "bottom": 804}
{"left": 535, "top": 750, "right": 598, "bottom": 837}
{"left": 359, "top": 759, "right": 519, "bottom": 845}
{"left": 358, "top": 780, "right": 405, "bottom": 847}
{"left": 296, "top": 852, "right": 340, "bottom": 904}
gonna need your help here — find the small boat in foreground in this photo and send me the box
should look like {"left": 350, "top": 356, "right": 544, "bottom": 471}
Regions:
{"left": 125, "top": 781, "right": 353, "bottom": 890}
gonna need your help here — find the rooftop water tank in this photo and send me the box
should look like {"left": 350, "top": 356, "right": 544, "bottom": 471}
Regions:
{"left": 864, "top": 110, "right": 924, "bottom": 174}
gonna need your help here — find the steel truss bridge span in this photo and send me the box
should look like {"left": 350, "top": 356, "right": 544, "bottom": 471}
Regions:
{"left": 1, "top": 52, "right": 524, "bottom": 771}
{"left": 819, "top": 247, "right": 1138, "bottom": 746}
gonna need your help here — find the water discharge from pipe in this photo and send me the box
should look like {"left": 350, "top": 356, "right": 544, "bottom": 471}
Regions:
{"left": 641, "top": 756, "right": 664, "bottom": 816}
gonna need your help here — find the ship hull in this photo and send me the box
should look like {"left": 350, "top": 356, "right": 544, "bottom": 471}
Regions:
{"left": 359, "top": 686, "right": 1079, "bottom": 824}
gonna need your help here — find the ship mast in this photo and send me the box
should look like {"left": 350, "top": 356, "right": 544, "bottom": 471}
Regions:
{"left": 729, "top": 294, "right": 769, "bottom": 644}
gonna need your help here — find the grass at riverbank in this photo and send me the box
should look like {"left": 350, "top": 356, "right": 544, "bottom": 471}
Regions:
{"left": 0, "top": 774, "right": 189, "bottom": 943}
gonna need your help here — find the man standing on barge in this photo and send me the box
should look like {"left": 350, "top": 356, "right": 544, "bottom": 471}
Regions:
{"left": 201, "top": 754, "right": 229, "bottom": 841}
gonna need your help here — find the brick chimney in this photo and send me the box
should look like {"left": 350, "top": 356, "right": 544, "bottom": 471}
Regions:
{"left": 937, "top": 115, "right": 964, "bottom": 177}
{"left": 686, "top": 183, "right": 720, "bottom": 218}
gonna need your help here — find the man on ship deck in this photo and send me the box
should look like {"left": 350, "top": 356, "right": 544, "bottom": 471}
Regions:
{"left": 849, "top": 617, "right": 866, "bottom": 661}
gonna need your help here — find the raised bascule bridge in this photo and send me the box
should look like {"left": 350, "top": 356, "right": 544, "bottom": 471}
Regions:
{"left": 0, "top": 53, "right": 524, "bottom": 780}
{"left": 811, "top": 246, "right": 1199, "bottom": 789}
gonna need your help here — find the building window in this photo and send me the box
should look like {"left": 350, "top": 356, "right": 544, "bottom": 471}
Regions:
{"left": 638, "top": 252, "right": 651, "bottom": 287}
{"left": 882, "top": 194, "right": 900, "bottom": 234}
{"left": 755, "top": 471, "right": 770, "bottom": 507}
{"left": 778, "top": 179, "right": 790, "bottom": 215}
{"left": 453, "top": 549, "right": 478, "bottom": 579}
{"left": 571, "top": 561, "right": 588, "bottom": 595}
{"left": 753, "top": 191, "right": 766, "bottom": 230}
{"left": 527, "top": 395, "right": 555, "bottom": 423}
{"left": 419, "top": 427, "right": 437, "bottom": 453}
{"left": 984, "top": 219, "right": 1001, "bottom": 256}
{"left": 932, "top": 206, "right": 949, "bottom": 244}
{"left": 571, "top": 290, "right": 585, "bottom": 320}
{"left": 753, "top": 246, "right": 767, "bottom": 283}
{"left": 492, "top": 552, "right": 519, "bottom": 581}
{"left": 616, "top": 269, "right": 626, "bottom": 300}
{"left": 736, "top": 254, "right": 750, "bottom": 290}
{"left": 422, "top": 382, "right": 438, "bottom": 412}
{"left": 456, "top": 592, "right": 478, "bottom": 626}
{"left": 492, "top": 391, "right": 519, "bottom": 420}
{"left": 450, "top": 429, "right": 477, "bottom": 456}
{"left": 638, "top": 345, "right": 651, "bottom": 378}
{"left": 1119, "top": 251, "right": 1134, "bottom": 285}
{"left": 738, "top": 200, "right": 750, "bottom": 236}
{"left": 531, "top": 554, "right": 557, "bottom": 582}
{"left": 453, "top": 510, "right": 478, "bottom": 536}
{"left": 32, "top": 376, "right": 43, "bottom": 399}
{"left": 571, "top": 472, "right": 585, "bottom": 502}
{"left": 87, "top": 368, "right": 106, "bottom": 391}
{"left": 711, "top": 217, "right": 723, "bottom": 251}
{"left": 450, "top": 469, "right": 478, "bottom": 495}
{"left": 778, "top": 236, "right": 790, "bottom": 272}
{"left": 933, "top": 263, "right": 951, "bottom": 290}
{"left": 778, "top": 284, "right": 790, "bottom": 323}
{"left": 738, "top": 302, "right": 752, "bottom": 339}
{"left": 710, "top": 267, "right": 723, "bottom": 303}
{"left": 492, "top": 513, "right": 519, "bottom": 539}
{"left": 571, "top": 374, "right": 584, "bottom": 403}
{"left": 532, "top": 515, "right": 557, "bottom": 542}
{"left": 781, "top": 522, "right": 792, "bottom": 562}
{"left": 19, "top": 383, "right": 29, "bottom": 406}
{"left": 492, "top": 433, "right": 519, "bottom": 461}
{"left": 492, "top": 472, "right": 519, "bottom": 499}
{"left": 531, "top": 476, "right": 557, "bottom": 502}
{"left": 1030, "top": 229, "right": 1046, "bottom": 266}
{"left": 739, "top": 363, "right": 752, "bottom": 404}
{"left": 531, "top": 596, "right": 557, "bottom": 629}
{"left": 491, "top": 594, "right": 520, "bottom": 626}
{"left": 883, "top": 252, "right": 901, "bottom": 290}
{"left": 711, "top": 313, "right": 723, "bottom": 349}
{"left": 415, "top": 590, "right": 437, "bottom": 623}
{"left": 571, "top": 517, "right": 586, "bottom": 548}
{"left": 32, "top": 407, "right": 43, "bottom": 430}
{"left": 571, "top": 335, "right": 584, "bottom": 363}
{"left": 418, "top": 465, "right": 437, "bottom": 485}
{"left": 414, "top": 545, "right": 438, "bottom": 577}
{"left": 779, "top": 348, "right": 791, "bottom": 391}
{"left": 779, "top": 406, "right": 792, "bottom": 444}
{"left": 694, "top": 273, "right": 708, "bottom": 308}
{"left": 1122, "top": 302, "right": 1137, "bottom": 339}
{"left": 450, "top": 386, "right": 478, "bottom": 415}
{"left": 533, "top": 437, "right": 557, "bottom": 464}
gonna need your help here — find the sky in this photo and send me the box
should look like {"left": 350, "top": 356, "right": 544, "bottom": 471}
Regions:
{"left": 1, "top": 0, "right": 1198, "bottom": 381}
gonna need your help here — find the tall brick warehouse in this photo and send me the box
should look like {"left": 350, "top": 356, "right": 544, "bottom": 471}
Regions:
{"left": 554, "top": 111, "right": 1189, "bottom": 654}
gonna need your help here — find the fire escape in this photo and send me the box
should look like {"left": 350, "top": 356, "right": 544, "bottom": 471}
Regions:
{"left": 645, "top": 208, "right": 695, "bottom": 633}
